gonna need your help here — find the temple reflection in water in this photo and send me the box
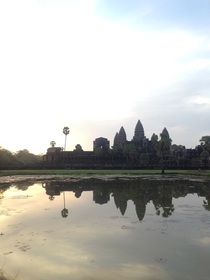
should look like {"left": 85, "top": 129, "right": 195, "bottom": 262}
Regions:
{"left": 1, "top": 177, "right": 210, "bottom": 280}
{"left": 41, "top": 178, "right": 210, "bottom": 221}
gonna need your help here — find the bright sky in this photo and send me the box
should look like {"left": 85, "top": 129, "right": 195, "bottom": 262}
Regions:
{"left": 1, "top": 0, "right": 210, "bottom": 154}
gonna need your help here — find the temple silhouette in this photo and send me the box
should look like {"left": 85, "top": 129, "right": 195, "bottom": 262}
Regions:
{"left": 43, "top": 119, "right": 208, "bottom": 169}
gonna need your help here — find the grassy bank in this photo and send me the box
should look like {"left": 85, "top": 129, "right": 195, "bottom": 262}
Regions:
{"left": 0, "top": 169, "right": 210, "bottom": 177}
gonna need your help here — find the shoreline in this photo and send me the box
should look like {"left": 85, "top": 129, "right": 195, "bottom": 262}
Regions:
{"left": 0, "top": 173, "right": 209, "bottom": 185}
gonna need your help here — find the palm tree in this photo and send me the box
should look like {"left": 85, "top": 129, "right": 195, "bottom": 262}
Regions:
{"left": 61, "top": 192, "right": 68, "bottom": 218}
{"left": 63, "top": 127, "right": 70, "bottom": 151}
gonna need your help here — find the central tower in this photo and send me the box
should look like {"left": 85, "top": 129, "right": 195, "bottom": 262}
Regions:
{"left": 132, "top": 120, "right": 145, "bottom": 142}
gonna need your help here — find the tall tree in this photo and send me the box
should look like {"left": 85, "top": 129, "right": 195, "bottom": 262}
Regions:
{"left": 63, "top": 127, "right": 70, "bottom": 151}
{"left": 199, "top": 136, "right": 210, "bottom": 168}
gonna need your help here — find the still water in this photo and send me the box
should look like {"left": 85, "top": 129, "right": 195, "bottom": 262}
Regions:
{"left": 1, "top": 177, "right": 210, "bottom": 280}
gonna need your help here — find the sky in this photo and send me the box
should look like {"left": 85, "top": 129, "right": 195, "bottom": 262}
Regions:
{"left": 0, "top": 0, "right": 210, "bottom": 154}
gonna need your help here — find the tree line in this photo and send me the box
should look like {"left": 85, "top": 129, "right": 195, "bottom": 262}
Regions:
{"left": 0, "top": 148, "right": 42, "bottom": 169}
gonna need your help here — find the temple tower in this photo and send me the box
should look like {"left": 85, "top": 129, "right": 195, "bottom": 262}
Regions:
{"left": 93, "top": 137, "right": 110, "bottom": 152}
{"left": 118, "top": 126, "right": 127, "bottom": 143}
{"left": 113, "top": 126, "right": 127, "bottom": 149}
{"left": 113, "top": 132, "right": 119, "bottom": 147}
{"left": 132, "top": 120, "right": 145, "bottom": 142}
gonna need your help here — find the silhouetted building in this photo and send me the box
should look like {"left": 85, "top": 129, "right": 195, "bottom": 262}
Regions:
{"left": 93, "top": 187, "right": 110, "bottom": 204}
{"left": 43, "top": 119, "right": 207, "bottom": 169}
{"left": 133, "top": 120, "right": 145, "bottom": 142}
{"left": 93, "top": 137, "right": 110, "bottom": 152}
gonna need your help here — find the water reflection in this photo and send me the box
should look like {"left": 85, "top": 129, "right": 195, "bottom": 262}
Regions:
{"left": 1, "top": 177, "right": 210, "bottom": 280}
{"left": 39, "top": 178, "right": 210, "bottom": 221}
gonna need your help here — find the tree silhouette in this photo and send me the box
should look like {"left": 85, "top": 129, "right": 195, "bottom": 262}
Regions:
{"left": 50, "top": 141, "right": 56, "bottom": 147}
{"left": 61, "top": 208, "right": 68, "bottom": 218}
{"left": 63, "top": 127, "right": 70, "bottom": 151}
{"left": 61, "top": 192, "right": 68, "bottom": 218}
{"left": 200, "top": 136, "right": 210, "bottom": 155}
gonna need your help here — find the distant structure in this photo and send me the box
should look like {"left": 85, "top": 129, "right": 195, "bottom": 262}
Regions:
{"left": 132, "top": 120, "right": 147, "bottom": 145}
{"left": 44, "top": 119, "right": 148, "bottom": 168}
{"left": 113, "top": 120, "right": 148, "bottom": 151}
{"left": 43, "top": 119, "right": 209, "bottom": 169}
{"left": 93, "top": 137, "right": 110, "bottom": 152}
{"left": 74, "top": 144, "right": 83, "bottom": 152}
{"left": 113, "top": 126, "right": 127, "bottom": 149}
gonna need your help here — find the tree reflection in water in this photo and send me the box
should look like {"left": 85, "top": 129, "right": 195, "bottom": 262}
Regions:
{"left": 39, "top": 178, "right": 210, "bottom": 221}
{"left": 1, "top": 178, "right": 209, "bottom": 221}
{"left": 61, "top": 192, "right": 68, "bottom": 218}
{"left": 1, "top": 177, "right": 210, "bottom": 280}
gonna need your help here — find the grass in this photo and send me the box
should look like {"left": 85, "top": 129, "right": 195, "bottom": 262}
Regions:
{"left": 0, "top": 169, "right": 210, "bottom": 177}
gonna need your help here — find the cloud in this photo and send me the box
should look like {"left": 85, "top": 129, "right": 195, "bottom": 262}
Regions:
{"left": 97, "top": 0, "right": 210, "bottom": 32}
{"left": 199, "top": 236, "right": 210, "bottom": 245}
{"left": 189, "top": 97, "right": 210, "bottom": 106}
{"left": 0, "top": 0, "right": 210, "bottom": 153}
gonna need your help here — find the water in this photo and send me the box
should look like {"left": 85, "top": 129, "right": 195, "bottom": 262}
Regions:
{"left": 0, "top": 177, "right": 210, "bottom": 280}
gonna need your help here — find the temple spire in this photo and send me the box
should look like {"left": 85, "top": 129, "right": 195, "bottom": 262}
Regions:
{"left": 118, "top": 126, "right": 127, "bottom": 143}
{"left": 133, "top": 120, "right": 145, "bottom": 142}
{"left": 113, "top": 126, "right": 127, "bottom": 149}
